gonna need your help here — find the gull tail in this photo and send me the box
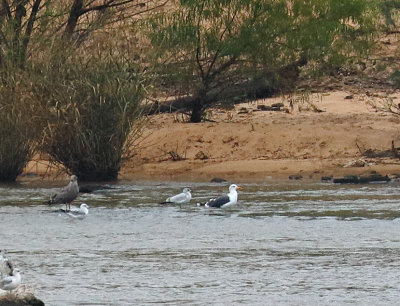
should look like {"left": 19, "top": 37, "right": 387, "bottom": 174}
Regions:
{"left": 46, "top": 195, "right": 57, "bottom": 205}
{"left": 159, "top": 201, "right": 173, "bottom": 205}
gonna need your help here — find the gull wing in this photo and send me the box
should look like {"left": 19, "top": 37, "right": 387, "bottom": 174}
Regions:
{"left": 169, "top": 192, "right": 190, "bottom": 204}
{"left": 205, "top": 195, "right": 230, "bottom": 208}
{"left": 0, "top": 275, "right": 13, "bottom": 286}
{"left": 50, "top": 183, "right": 79, "bottom": 204}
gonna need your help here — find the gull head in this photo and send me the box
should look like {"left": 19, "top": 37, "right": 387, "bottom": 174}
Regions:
{"left": 13, "top": 268, "right": 21, "bottom": 275}
{"left": 229, "top": 184, "right": 241, "bottom": 192}
{"left": 70, "top": 175, "right": 78, "bottom": 183}
{"left": 80, "top": 203, "right": 89, "bottom": 209}
{"left": 183, "top": 187, "right": 191, "bottom": 193}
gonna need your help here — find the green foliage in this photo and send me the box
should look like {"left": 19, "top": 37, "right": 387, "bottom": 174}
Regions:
{"left": 146, "top": 0, "right": 377, "bottom": 122}
{"left": 390, "top": 70, "right": 400, "bottom": 88}
{"left": 0, "top": 1, "right": 158, "bottom": 181}
{"left": 381, "top": 0, "right": 400, "bottom": 27}
{"left": 32, "top": 46, "right": 144, "bottom": 181}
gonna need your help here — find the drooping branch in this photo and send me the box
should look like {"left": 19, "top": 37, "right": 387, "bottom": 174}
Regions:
{"left": 63, "top": 0, "right": 169, "bottom": 41}
{"left": 147, "top": 58, "right": 308, "bottom": 117}
{"left": 20, "top": 0, "right": 41, "bottom": 63}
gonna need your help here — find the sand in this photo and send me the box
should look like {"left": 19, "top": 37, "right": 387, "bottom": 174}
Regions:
{"left": 118, "top": 90, "right": 400, "bottom": 182}
{"left": 24, "top": 90, "right": 400, "bottom": 182}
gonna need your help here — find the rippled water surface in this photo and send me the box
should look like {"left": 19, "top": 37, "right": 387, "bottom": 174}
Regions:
{"left": 1, "top": 181, "right": 400, "bottom": 305}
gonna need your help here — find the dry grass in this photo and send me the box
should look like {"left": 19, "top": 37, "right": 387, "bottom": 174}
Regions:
{"left": 31, "top": 49, "right": 145, "bottom": 181}
{"left": 0, "top": 70, "right": 37, "bottom": 181}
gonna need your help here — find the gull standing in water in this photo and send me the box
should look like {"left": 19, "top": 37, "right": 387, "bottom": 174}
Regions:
{"left": 64, "top": 203, "right": 89, "bottom": 218}
{"left": 160, "top": 188, "right": 192, "bottom": 207}
{"left": 205, "top": 184, "right": 242, "bottom": 208}
{"left": 47, "top": 175, "right": 79, "bottom": 211}
{"left": 0, "top": 268, "right": 21, "bottom": 294}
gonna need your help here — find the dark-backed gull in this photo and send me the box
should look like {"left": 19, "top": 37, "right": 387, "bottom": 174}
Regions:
{"left": 205, "top": 184, "right": 241, "bottom": 208}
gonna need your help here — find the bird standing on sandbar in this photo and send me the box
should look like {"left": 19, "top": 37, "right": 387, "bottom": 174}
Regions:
{"left": 0, "top": 268, "right": 21, "bottom": 294}
{"left": 47, "top": 175, "right": 79, "bottom": 211}
{"left": 205, "top": 184, "right": 242, "bottom": 208}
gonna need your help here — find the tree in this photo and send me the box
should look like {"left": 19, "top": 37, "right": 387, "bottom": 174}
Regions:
{"left": 32, "top": 48, "right": 145, "bottom": 181}
{"left": 0, "top": 0, "right": 168, "bottom": 67}
{"left": 146, "top": 0, "right": 377, "bottom": 122}
{"left": 0, "top": 0, "right": 167, "bottom": 181}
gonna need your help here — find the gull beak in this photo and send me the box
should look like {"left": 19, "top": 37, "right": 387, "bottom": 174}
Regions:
{"left": 237, "top": 186, "right": 242, "bottom": 190}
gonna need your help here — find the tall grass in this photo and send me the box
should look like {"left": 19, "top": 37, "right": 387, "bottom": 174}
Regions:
{"left": 0, "top": 69, "right": 37, "bottom": 181}
{"left": 32, "top": 49, "right": 145, "bottom": 181}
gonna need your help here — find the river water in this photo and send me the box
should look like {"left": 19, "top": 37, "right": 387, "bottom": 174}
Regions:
{"left": 1, "top": 181, "right": 400, "bottom": 305}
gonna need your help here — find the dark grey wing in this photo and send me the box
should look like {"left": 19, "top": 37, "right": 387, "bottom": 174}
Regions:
{"left": 205, "top": 195, "right": 230, "bottom": 208}
{"left": 50, "top": 183, "right": 78, "bottom": 204}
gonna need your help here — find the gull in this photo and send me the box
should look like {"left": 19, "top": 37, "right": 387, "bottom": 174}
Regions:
{"left": 47, "top": 175, "right": 79, "bottom": 211}
{"left": 205, "top": 184, "right": 242, "bottom": 208}
{"left": 0, "top": 268, "right": 21, "bottom": 294}
{"left": 160, "top": 188, "right": 192, "bottom": 207}
{"left": 64, "top": 203, "right": 89, "bottom": 218}
{"left": 0, "top": 250, "right": 13, "bottom": 277}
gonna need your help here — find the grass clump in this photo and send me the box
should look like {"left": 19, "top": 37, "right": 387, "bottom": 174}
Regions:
{"left": 33, "top": 49, "right": 144, "bottom": 181}
{"left": 0, "top": 69, "right": 37, "bottom": 181}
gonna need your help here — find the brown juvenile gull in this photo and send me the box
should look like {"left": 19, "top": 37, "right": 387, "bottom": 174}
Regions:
{"left": 47, "top": 175, "right": 79, "bottom": 211}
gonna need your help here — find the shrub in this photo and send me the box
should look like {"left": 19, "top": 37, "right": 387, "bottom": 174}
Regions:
{"left": 0, "top": 69, "right": 37, "bottom": 181}
{"left": 33, "top": 50, "right": 144, "bottom": 181}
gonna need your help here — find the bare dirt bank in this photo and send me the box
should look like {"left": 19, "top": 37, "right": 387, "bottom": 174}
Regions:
{"left": 119, "top": 90, "right": 400, "bottom": 182}
{"left": 24, "top": 90, "right": 400, "bottom": 183}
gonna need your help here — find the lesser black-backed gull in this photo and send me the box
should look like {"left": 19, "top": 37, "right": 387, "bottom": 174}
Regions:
{"left": 205, "top": 184, "right": 241, "bottom": 208}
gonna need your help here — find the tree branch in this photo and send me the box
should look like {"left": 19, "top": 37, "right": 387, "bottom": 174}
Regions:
{"left": 22, "top": 0, "right": 42, "bottom": 52}
{"left": 0, "top": 0, "right": 11, "bottom": 19}
{"left": 205, "top": 7, "right": 238, "bottom": 79}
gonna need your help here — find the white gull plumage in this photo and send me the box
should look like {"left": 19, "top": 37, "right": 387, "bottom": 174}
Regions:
{"left": 205, "top": 184, "right": 241, "bottom": 208}
{"left": 0, "top": 268, "right": 21, "bottom": 293}
{"left": 0, "top": 251, "right": 22, "bottom": 294}
{"left": 64, "top": 203, "right": 89, "bottom": 218}
{"left": 160, "top": 188, "right": 192, "bottom": 206}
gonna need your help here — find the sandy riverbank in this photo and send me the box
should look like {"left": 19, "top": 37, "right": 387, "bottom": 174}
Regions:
{"left": 23, "top": 90, "right": 400, "bottom": 183}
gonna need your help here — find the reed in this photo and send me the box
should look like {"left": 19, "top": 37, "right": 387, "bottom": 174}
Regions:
{"left": 0, "top": 69, "right": 36, "bottom": 181}
{"left": 33, "top": 49, "right": 145, "bottom": 181}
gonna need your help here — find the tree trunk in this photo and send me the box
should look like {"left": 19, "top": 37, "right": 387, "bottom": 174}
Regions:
{"left": 63, "top": 0, "right": 83, "bottom": 40}
{"left": 147, "top": 58, "right": 307, "bottom": 121}
{"left": 190, "top": 98, "right": 204, "bottom": 123}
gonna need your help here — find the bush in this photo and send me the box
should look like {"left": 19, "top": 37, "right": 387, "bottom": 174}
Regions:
{"left": 0, "top": 69, "right": 37, "bottom": 181}
{"left": 33, "top": 50, "right": 144, "bottom": 181}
